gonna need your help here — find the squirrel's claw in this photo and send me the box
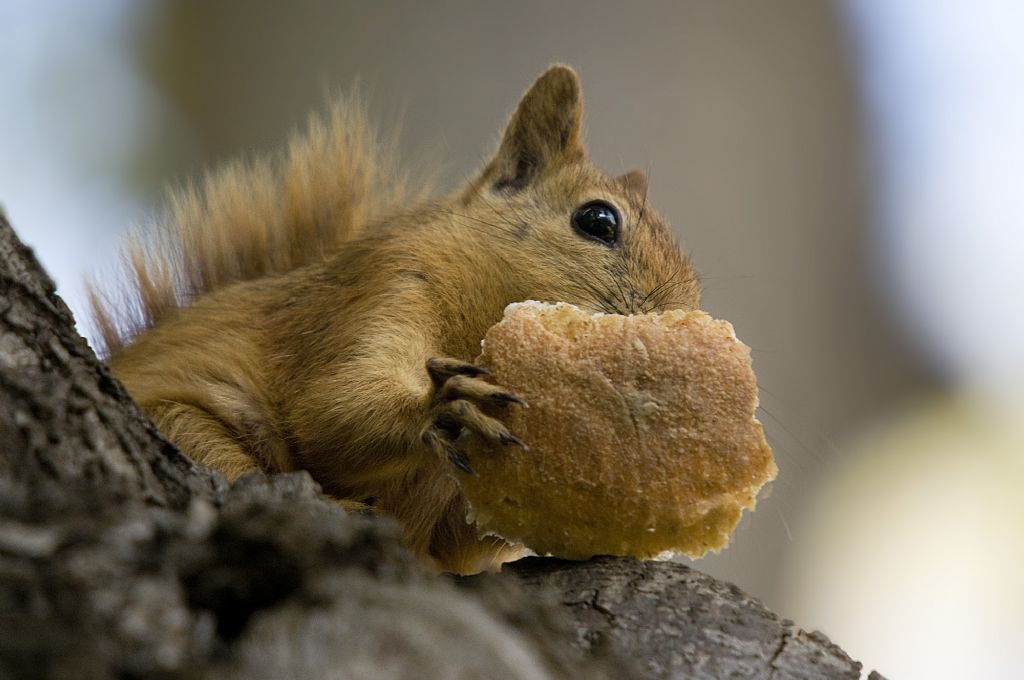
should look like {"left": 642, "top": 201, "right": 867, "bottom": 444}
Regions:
{"left": 436, "top": 399, "right": 528, "bottom": 450}
{"left": 423, "top": 356, "right": 529, "bottom": 473}
{"left": 498, "top": 431, "right": 529, "bottom": 450}
{"left": 422, "top": 427, "right": 476, "bottom": 476}
{"left": 426, "top": 357, "right": 490, "bottom": 386}
{"left": 438, "top": 374, "right": 528, "bottom": 408}
{"left": 447, "top": 447, "right": 475, "bottom": 476}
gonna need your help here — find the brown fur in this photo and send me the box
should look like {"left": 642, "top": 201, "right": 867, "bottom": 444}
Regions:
{"left": 89, "top": 92, "right": 424, "bottom": 355}
{"left": 95, "top": 65, "right": 701, "bottom": 574}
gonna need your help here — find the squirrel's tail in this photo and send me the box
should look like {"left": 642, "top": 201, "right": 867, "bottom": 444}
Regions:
{"left": 89, "top": 93, "right": 428, "bottom": 356}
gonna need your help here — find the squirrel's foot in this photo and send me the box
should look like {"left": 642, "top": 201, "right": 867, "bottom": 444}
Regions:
{"left": 331, "top": 496, "right": 376, "bottom": 516}
{"left": 422, "top": 357, "right": 528, "bottom": 475}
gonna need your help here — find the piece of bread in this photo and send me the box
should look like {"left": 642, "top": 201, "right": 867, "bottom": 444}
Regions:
{"left": 459, "top": 301, "right": 776, "bottom": 560}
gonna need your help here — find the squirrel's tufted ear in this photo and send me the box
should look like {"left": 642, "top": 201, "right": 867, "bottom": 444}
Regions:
{"left": 484, "top": 65, "right": 585, "bottom": 193}
{"left": 616, "top": 169, "right": 649, "bottom": 197}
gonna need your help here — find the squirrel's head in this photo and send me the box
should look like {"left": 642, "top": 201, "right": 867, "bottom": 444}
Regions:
{"left": 458, "top": 65, "right": 700, "bottom": 315}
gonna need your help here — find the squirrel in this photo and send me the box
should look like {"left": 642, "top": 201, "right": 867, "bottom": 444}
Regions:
{"left": 91, "top": 65, "right": 701, "bottom": 575}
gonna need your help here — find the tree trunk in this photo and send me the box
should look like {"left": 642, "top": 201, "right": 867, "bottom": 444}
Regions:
{"left": 0, "top": 212, "right": 884, "bottom": 680}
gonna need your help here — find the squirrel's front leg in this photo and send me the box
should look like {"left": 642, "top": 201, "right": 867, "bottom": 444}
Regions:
{"left": 420, "top": 357, "right": 528, "bottom": 476}
{"left": 413, "top": 355, "right": 531, "bottom": 573}
{"left": 290, "top": 339, "right": 527, "bottom": 568}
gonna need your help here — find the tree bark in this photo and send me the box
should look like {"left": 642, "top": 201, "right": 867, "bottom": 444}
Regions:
{"left": 0, "top": 212, "right": 884, "bottom": 680}
{"left": 504, "top": 557, "right": 873, "bottom": 680}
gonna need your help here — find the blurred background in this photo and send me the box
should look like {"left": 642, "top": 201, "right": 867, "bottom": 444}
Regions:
{"left": 2, "top": 1, "right": 1022, "bottom": 677}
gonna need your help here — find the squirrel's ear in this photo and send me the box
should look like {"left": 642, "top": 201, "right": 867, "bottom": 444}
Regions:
{"left": 484, "top": 65, "right": 585, "bottom": 193}
{"left": 616, "top": 169, "right": 649, "bottom": 197}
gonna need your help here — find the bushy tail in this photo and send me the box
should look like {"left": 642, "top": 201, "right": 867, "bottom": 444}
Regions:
{"left": 89, "top": 93, "right": 429, "bottom": 356}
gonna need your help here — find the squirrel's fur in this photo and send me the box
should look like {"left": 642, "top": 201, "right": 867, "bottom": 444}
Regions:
{"left": 90, "top": 94, "right": 426, "bottom": 355}
{"left": 95, "top": 66, "right": 701, "bottom": 574}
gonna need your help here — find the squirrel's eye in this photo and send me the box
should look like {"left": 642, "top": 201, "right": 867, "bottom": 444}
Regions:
{"left": 571, "top": 201, "right": 620, "bottom": 246}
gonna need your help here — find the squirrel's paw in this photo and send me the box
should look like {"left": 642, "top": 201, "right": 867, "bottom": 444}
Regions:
{"left": 331, "top": 496, "right": 376, "bottom": 516}
{"left": 422, "top": 357, "right": 528, "bottom": 475}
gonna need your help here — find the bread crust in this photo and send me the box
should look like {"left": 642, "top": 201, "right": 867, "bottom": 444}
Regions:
{"left": 460, "top": 302, "right": 777, "bottom": 560}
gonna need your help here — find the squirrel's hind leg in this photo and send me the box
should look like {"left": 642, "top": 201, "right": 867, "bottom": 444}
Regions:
{"left": 150, "top": 400, "right": 376, "bottom": 518}
{"left": 147, "top": 401, "right": 268, "bottom": 482}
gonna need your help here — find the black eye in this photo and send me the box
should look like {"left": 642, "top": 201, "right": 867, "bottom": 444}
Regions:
{"left": 571, "top": 201, "right": 620, "bottom": 246}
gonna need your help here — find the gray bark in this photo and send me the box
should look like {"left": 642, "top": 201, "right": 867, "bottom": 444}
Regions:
{"left": 506, "top": 557, "right": 872, "bottom": 679}
{"left": 0, "top": 211, "right": 885, "bottom": 680}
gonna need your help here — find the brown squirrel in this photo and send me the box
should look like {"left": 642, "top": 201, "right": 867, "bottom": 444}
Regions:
{"left": 91, "top": 65, "right": 701, "bottom": 574}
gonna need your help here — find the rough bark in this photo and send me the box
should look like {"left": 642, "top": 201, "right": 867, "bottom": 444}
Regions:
{"left": 504, "top": 557, "right": 869, "bottom": 680}
{"left": 0, "top": 212, "right": 884, "bottom": 679}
